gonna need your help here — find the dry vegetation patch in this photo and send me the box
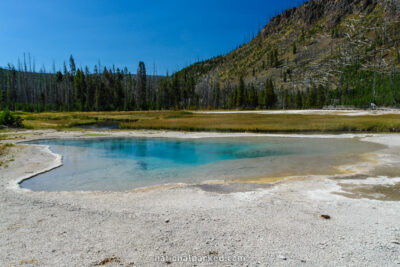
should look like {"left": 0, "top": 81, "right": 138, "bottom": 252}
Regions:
{"left": 0, "top": 143, "right": 15, "bottom": 167}
{"left": 14, "top": 111, "right": 400, "bottom": 133}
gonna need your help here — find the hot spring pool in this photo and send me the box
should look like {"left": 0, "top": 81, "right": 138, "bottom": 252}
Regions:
{"left": 20, "top": 137, "right": 383, "bottom": 191}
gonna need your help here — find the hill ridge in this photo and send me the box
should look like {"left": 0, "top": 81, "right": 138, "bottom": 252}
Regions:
{"left": 175, "top": 0, "right": 400, "bottom": 108}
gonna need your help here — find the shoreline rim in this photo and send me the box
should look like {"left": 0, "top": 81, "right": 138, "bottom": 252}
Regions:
{"left": 4, "top": 130, "right": 392, "bottom": 194}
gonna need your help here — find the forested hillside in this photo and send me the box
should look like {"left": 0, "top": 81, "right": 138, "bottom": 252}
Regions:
{"left": 175, "top": 0, "right": 400, "bottom": 109}
{"left": 1, "top": 0, "right": 400, "bottom": 111}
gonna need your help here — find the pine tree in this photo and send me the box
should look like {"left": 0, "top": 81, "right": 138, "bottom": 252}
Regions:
{"left": 230, "top": 87, "right": 238, "bottom": 108}
{"left": 316, "top": 85, "right": 327, "bottom": 108}
{"left": 6, "top": 65, "right": 17, "bottom": 110}
{"left": 258, "top": 90, "right": 266, "bottom": 107}
{"left": 171, "top": 74, "right": 180, "bottom": 108}
{"left": 282, "top": 89, "right": 289, "bottom": 109}
{"left": 237, "top": 77, "right": 245, "bottom": 107}
{"left": 95, "top": 84, "right": 100, "bottom": 111}
{"left": 73, "top": 69, "right": 81, "bottom": 110}
{"left": 56, "top": 71, "right": 63, "bottom": 83}
{"left": 84, "top": 67, "right": 95, "bottom": 110}
{"left": 265, "top": 79, "right": 277, "bottom": 108}
{"left": 248, "top": 85, "right": 258, "bottom": 109}
{"left": 114, "top": 68, "right": 124, "bottom": 110}
{"left": 295, "top": 91, "right": 303, "bottom": 108}
{"left": 69, "top": 55, "right": 76, "bottom": 76}
{"left": 305, "top": 87, "right": 317, "bottom": 108}
{"left": 137, "top": 61, "right": 147, "bottom": 110}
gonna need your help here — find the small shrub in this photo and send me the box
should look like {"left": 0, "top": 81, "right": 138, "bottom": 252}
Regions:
{"left": 0, "top": 108, "right": 24, "bottom": 128}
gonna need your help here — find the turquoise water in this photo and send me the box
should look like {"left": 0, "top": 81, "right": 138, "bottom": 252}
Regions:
{"left": 20, "top": 137, "right": 382, "bottom": 191}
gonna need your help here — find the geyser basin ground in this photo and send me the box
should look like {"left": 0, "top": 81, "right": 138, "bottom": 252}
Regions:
{"left": 20, "top": 136, "right": 382, "bottom": 191}
{"left": 1, "top": 130, "right": 400, "bottom": 266}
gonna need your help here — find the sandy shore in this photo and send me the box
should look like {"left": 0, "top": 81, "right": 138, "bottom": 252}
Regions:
{"left": 1, "top": 130, "right": 400, "bottom": 266}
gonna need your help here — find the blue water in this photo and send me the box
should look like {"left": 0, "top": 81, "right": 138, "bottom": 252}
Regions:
{"left": 20, "top": 137, "right": 382, "bottom": 191}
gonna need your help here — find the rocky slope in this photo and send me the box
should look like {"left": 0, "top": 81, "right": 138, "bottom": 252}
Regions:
{"left": 180, "top": 0, "right": 400, "bottom": 98}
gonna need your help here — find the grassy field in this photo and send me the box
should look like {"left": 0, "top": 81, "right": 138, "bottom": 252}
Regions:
{"left": 6, "top": 111, "right": 400, "bottom": 133}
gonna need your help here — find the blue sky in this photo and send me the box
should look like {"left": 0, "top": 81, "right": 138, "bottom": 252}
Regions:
{"left": 0, "top": 0, "right": 305, "bottom": 74}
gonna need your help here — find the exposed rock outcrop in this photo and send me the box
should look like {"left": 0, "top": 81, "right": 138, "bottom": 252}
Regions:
{"left": 261, "top": 0, "right": 378, "bottom": 36}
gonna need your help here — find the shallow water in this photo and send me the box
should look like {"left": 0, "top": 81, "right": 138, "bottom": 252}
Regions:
{"left": 334, "top": 148, "right": 400, "bottom": 201}
{"left": 21, "top": 137, "right": 383, "bottom": 191}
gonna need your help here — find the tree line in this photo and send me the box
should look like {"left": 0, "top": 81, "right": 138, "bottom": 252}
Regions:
{"left": 1, "top": 55, "right": 399, "bottom": 112}
{"left": 0, "top": 55, "right": 276, "bottom": 111}
{"left": 0, "top": 55, "right": 162, "bottom": 112}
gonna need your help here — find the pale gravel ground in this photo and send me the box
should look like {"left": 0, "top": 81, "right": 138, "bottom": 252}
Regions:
{"left": 197, "top": 109, "right": 400, "bottom": 116}
{"left": 1, "top": 130, "right": 400, "bottom": 266}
